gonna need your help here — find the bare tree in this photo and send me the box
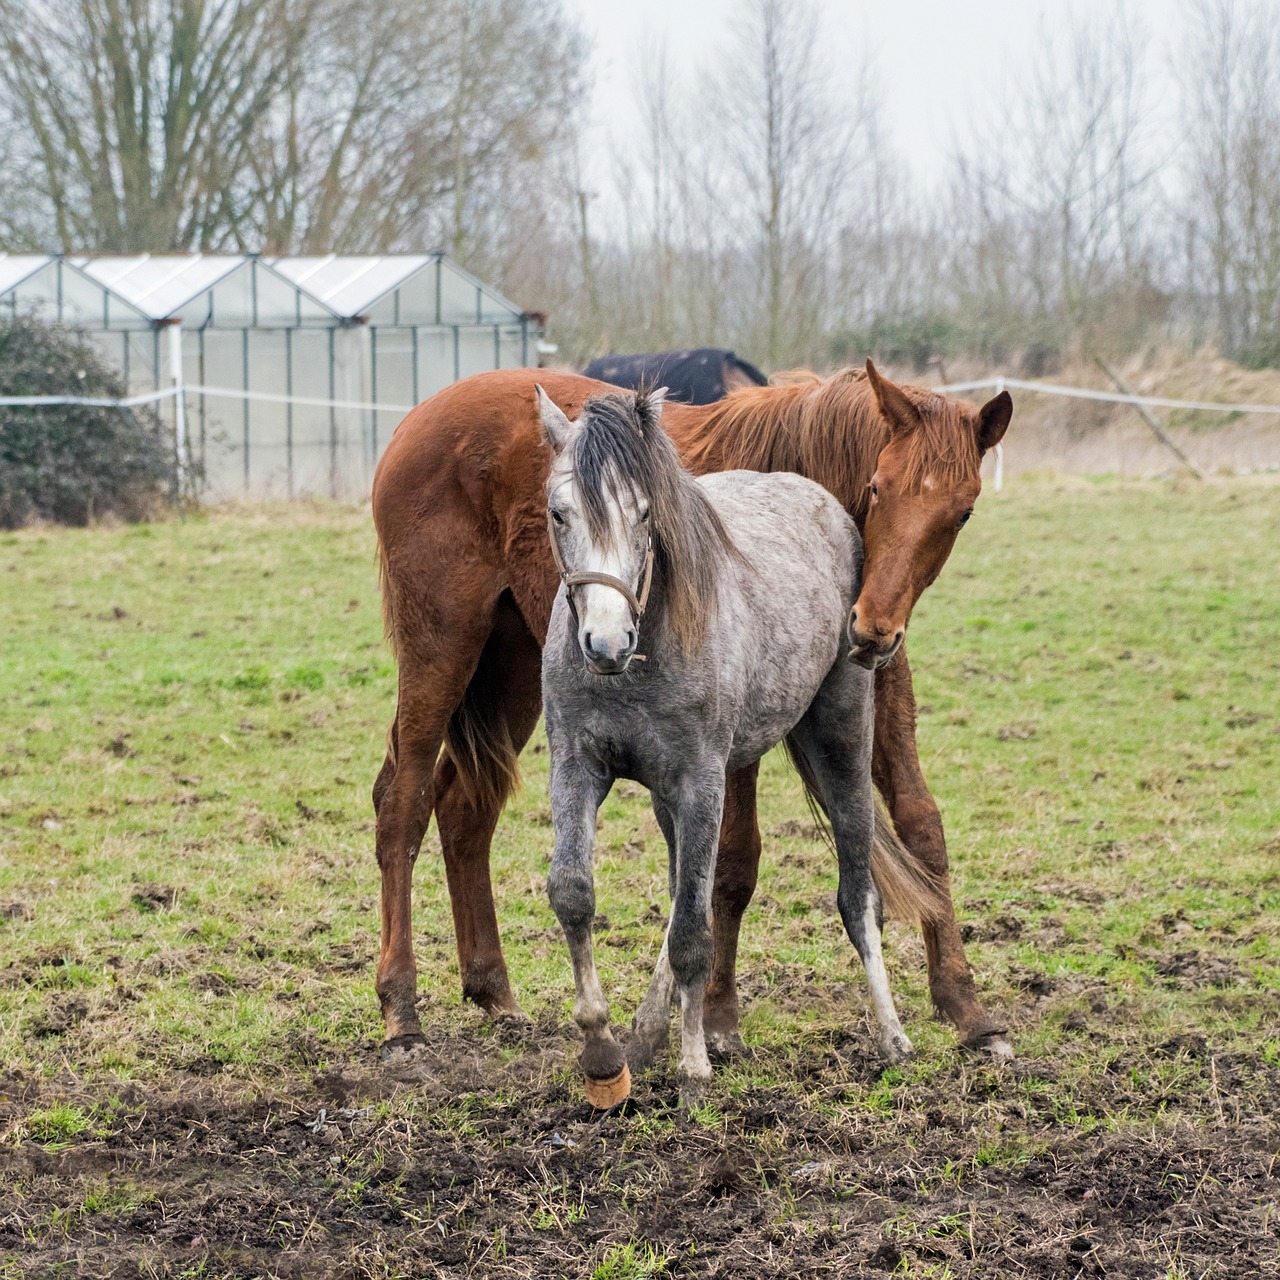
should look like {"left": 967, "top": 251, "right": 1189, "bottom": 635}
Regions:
{"left": 701, "top": 0, "right": 867, "bottom": 367}
{"left": 0, "top": 0, "right": 585, "bottom": 265}
{"left": 0, "top": 0, "right": 308, "bottom": 250}
{"left": 949, "top": 7, "right": 1160, "bottom": 361}
{"left": 1181, "top": 0, "right": 1280, "bottom": 364}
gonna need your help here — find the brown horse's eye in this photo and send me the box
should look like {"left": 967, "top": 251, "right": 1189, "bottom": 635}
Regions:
{"left": 869, "top": 482, "right": 879, "bottom": 500}
{"left": 958, "top": 510, "right": 972, "bottom": 528}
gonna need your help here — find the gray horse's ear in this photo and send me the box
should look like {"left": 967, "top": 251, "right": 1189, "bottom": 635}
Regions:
{"left": 865, "top": 359, "right": 918, "bottom": 436}
{"left": 536, "top": 385, "right": 575, "bottom": 454}
{"left": 636, "top": 386, "right": 667, "bottom": 433}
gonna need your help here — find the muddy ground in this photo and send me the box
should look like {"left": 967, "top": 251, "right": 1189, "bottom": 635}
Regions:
{"left": 4, "top": 993, "right": 1278, "bottom": 1280}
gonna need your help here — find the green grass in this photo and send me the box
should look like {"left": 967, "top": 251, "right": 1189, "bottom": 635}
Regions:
{"left": 0, "top": 481, "right": 1276, "bottom": 1080}
{"left": 1, "top": 479, "right": 1276, "bottom": 1276}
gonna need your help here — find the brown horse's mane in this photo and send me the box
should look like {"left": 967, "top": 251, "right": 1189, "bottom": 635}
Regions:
{"left": 676, "top": 367, "right": 980, "bottom": 520}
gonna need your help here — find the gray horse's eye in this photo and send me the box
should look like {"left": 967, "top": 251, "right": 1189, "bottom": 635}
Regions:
{"left": 550, "top": 508, "right": 566, "bottom": 526}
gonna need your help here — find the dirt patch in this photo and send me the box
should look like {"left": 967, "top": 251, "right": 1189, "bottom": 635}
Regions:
{"left": 1155, "top": 948, "right": 1248, "bottom": 990}
{"left": 131, "top": 883, "right": 178, "bottom": 912}
{"left": 3, "top": 1025, "right": 1277, "bottom": 1280}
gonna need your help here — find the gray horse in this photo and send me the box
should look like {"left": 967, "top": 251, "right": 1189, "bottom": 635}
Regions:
{"left": 538, "top": 386, "right": 944, "bottom": 1107}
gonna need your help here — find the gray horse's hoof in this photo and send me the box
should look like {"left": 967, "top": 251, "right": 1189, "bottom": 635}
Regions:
{"left": 625, "top": 1029, "right": 667, "bottom": 1073}
{"left": 878, "top": 1032, "right": 913, "bottom": 1066}
{"left": 584, "top": 1063, "right": 632, "bottom": 1110}
{"left": 678, "top": 1073, "right": 711, "bottom": 1111}
{"left": 381, "top": 1032, "right": 428, "bottom": 1063}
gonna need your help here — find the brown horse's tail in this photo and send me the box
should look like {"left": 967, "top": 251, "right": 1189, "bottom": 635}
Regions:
{"left": 376, "top": 538, "right": 398, "bottom": 658}
{"left": 442, "top": 662, "right": 523, "bottom": 814}
{"left": 783, "top": 736, "right": 948, "bottom": 924}
{"left": 377, "top": 536, "right": 521, "bottom": 815}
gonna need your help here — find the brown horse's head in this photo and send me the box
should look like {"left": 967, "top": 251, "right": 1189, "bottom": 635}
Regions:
{"left": 847, "top": 361, "right": 1012, "bottom": 668}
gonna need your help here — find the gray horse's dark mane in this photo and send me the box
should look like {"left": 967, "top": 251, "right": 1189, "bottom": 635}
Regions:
{"left": 573, "top": 390, "right": 738, "bottom": 652}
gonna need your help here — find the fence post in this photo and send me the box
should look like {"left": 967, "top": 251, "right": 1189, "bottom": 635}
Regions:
{"left": 166, "top": 320, "right": 187, "bottom": 496}
{"left": 993, "top": 376, "right": 1005, "bottom": 492}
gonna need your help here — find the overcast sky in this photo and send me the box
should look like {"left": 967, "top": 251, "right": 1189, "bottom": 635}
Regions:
{"left": 562, "top": 0, "right": 1189, "bottom": 202}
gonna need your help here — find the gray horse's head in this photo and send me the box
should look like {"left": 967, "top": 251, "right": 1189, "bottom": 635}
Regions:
{"left": 538, "top": 385, "right": 733, "bottom": 674}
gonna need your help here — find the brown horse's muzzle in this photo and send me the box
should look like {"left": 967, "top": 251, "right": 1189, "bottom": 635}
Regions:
{"left": 847, "top": 606, "right": 904, "bottom": 669}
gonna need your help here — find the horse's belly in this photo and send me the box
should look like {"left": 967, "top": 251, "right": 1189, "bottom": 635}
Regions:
{"left": 721, "top": 593, "right": 845, "bottom": 770}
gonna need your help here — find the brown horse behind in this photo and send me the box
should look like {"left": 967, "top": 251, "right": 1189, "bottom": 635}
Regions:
{"left": 371, "top": 362, "right": 1012, "bottom": 1059}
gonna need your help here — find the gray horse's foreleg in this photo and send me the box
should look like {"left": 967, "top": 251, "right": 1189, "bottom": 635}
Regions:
{"left": 628, "top": 796, "right": 679, "bottom": 1071}
{"left": 547, "top": 756, "right": 629, "bottom": 1106}
{"left": 664, "top": 770, "right": 726, "bottom": 1104}
{"left": 629, "top": 928, "right": 675, "bottom": 1071}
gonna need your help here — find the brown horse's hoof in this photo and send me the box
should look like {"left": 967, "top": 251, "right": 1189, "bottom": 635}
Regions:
{"left": 381, "top": 1032, "right": 428, "bottom": 1063}
{"left": 969, "top": 1032, "right": 1014, "bottom": 1061}
{"left": 584, "top": 1064, "right": 631, "bottom": 1110}
{"left": 706, "top": 1030, "right": 750, "bottom": 1062}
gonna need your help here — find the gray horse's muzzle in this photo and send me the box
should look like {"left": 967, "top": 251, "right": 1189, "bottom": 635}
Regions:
{"left": 581, "top": 626, "right": 638, "bottom": 675}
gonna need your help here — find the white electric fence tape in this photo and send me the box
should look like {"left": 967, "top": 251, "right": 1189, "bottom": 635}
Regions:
{"left": 3, "top": 378, "right": 1279, "bottom": 495}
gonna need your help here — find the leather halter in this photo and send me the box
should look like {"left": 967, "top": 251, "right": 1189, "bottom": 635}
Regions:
{"left": 547, "top": 510, "right": 655, "bottom": 628}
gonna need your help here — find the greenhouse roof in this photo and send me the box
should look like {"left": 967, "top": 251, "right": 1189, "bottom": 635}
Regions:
{"left": 70, "top": 254, "right": 247, "bottom": 319}
{"left": 270, "top": 254, "right": 436, "bottom": 318}
{"left": 0, "top": 252, "right": 528, "bottom": 330}
{"left": 0, "top": 255, "right": 54, "bottom": 295}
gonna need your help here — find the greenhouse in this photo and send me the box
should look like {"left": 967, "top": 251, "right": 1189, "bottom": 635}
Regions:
{"left": 0, "top": 253, "right": 538, "bottom": 499}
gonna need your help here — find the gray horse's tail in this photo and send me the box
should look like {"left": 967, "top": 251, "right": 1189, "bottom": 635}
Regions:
{"left": 783, "top": 737, "right": 948, "bottom": 924}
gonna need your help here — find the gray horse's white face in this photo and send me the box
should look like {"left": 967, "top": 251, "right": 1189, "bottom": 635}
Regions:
{"left": 539, "top": 388, "right": 650, "bottom": 675}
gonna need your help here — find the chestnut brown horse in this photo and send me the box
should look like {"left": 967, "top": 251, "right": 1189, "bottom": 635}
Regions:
{"left": 371, "top": 360, "right": 1013, "bottom": 1060}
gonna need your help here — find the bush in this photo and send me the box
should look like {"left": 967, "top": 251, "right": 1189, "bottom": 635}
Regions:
{"left": 830, "top": 314, "right": 961, "bottom": 374}
{"left": 0, "top": 314, "right": 173, "bottom": 528}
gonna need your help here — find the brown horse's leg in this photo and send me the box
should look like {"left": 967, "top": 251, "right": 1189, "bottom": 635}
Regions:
{"left": 703, "top": 763, "right": 762, "bottom": 1056}
{"left": 873, "top": 646, "right": 1012, "bottom": 1057}
{"left": 375, "top": 586, "right": 500, "bottom": 1054}
{"left": 433, "top": 594, "right": 544, "bottom": 1016}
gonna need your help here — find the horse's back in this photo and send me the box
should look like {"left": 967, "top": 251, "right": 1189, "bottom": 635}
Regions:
{"left": 700, "top": 470, "right": 860, "bottom": 600}
{"left": 698, "top": 471, "right": 861, "bottom": 764}
{"left": 373, "top": 370, "right": 605, "bottom": 527}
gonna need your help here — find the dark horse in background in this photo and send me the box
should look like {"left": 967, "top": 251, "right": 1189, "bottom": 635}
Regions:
{"left": 371, "top": 362, "right": 1014, "bottom": 1064}
{"left": 582, "top": 348, "right": 768, "bottom": 405}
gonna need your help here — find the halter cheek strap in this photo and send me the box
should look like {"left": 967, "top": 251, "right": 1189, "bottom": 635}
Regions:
{"left": 547, "top": 510, "right": 655, "bottom": 627}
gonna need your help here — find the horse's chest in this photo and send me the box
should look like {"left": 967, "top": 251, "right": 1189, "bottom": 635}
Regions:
{"left": 571, "top": 698, "right": 709, "bottom": 783}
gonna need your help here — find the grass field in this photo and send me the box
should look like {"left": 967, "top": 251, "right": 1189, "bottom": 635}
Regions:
{"left": 1, "top": 476, "right": 1278, "bottom": 1278}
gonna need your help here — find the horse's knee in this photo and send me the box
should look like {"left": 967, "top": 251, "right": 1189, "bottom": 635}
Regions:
{"left": 713, "top": 850, "right": 759, "bottom": 918}
{"left": 889, "top": 794, "right": 948, "bottom": 871}
{"left": 547, "top": 864, "right": 595, "bottom": 934}
{"left": 668, "top": 913, "right": 713, "bottom": 991}
{"left": 838, "top": 877, "right": 879, "bottom": 947}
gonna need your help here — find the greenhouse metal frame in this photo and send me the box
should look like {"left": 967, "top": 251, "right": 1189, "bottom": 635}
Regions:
{"left": 0, "top": 252, "right": 538, "bottom": 500}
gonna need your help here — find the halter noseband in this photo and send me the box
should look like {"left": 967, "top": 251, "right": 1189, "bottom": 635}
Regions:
{"left": 547, "top": 509, "right": 655, "bottom": 631}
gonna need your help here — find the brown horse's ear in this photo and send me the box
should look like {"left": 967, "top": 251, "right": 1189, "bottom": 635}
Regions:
{"left": 536, "top": 384, "right": 575, "bottom": 454}
{"left": 865, "top": 359, "right": 918, "bottom": 435}
{"left": 976, "top": 390, "right": 1012, "bottom": 453}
